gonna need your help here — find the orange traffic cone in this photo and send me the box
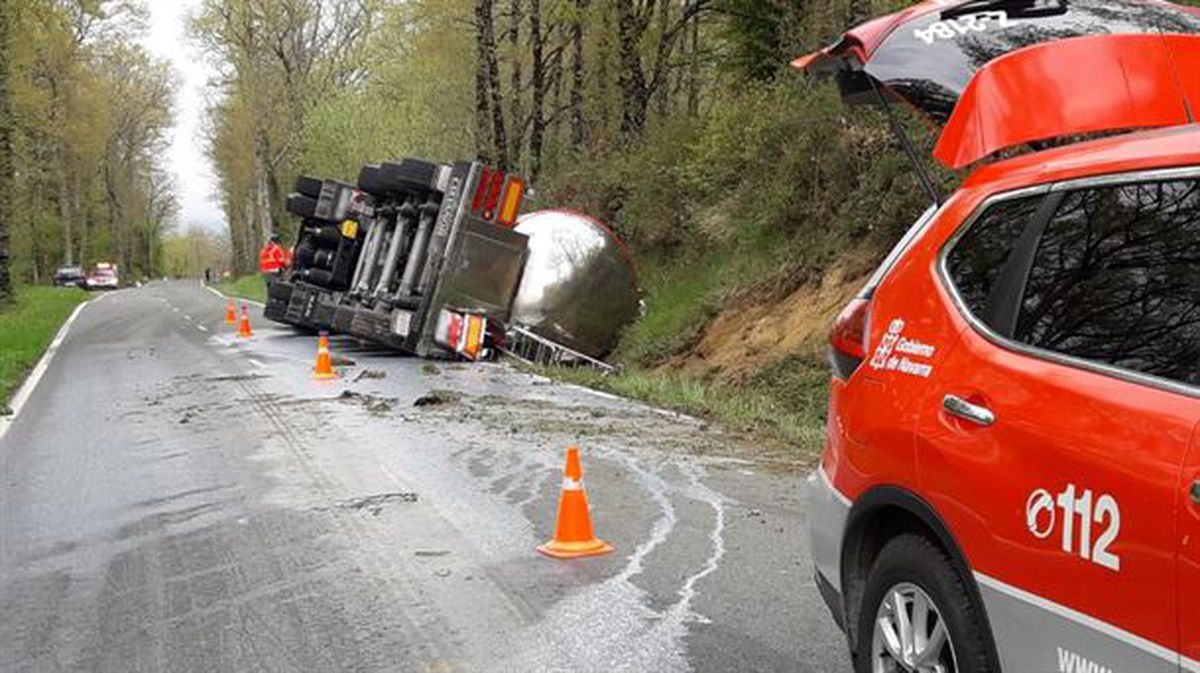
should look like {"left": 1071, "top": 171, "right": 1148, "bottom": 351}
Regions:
{"left": 237, "top": 304, "right": 253, "bottom": 338}
{"left": 538, "top": 446, "right": 614, "bottom": 559}
{"left": 225, "top": 298, "right": 237, "bottom": 325}
{"left": 314, "top": 331, "right": 337, "bottom": 380}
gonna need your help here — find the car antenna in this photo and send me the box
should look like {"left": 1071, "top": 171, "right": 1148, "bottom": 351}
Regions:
{"left": 865, "top": 72, "right": 943, "bottom": 206}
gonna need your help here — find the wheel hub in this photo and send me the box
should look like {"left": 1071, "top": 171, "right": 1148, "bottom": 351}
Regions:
{"left": 871, "top": 582, "right": 957, "bottom": 673}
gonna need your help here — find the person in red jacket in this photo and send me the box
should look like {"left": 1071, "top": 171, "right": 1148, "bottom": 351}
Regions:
{"left": 259, "top": 234, "right": 287, "bottom": 276}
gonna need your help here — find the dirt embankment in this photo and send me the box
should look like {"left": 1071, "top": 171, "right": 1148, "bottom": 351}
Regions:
{"left": 661, "top": 252, "right": 875, "bottom": 381}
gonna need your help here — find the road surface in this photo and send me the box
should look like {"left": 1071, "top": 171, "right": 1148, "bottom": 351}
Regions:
{"left": 0, "top": 280, "right": 848, "bottom": 672}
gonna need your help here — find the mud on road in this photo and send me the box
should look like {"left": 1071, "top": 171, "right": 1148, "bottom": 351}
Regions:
{"left": 0, "top": 281, "right": 847, "bottom": 672}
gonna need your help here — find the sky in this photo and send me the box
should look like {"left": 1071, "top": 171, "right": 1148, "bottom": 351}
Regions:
{"left": 141, "top": 0, "right": 223, "bottom": 234}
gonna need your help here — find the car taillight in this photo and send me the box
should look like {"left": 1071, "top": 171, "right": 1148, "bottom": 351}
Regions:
{"left": 830, "top": 297, "right": 871, "bottom": 379}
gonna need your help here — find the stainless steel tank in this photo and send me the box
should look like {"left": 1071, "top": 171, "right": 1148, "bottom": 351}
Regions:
{"left": 511, "top": 209, "right": 641, "bottom": 359}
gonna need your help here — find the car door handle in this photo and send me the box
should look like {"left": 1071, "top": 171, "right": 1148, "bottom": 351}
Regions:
{"left": 942, "top": 395, "right": 996, "bottom": 427}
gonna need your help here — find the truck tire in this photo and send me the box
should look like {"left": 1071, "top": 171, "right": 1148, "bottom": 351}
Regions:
{"left": 286, "top": 193, "right": 318, "bottom": 219}
{"left": 380, "top": 159, "right": 440, "bottom": 193}
{"left": 854, "top": 534, "right": 994, "bottom": 673}
{"left": 294, "top": 175, "right": 323, "bottom": 198}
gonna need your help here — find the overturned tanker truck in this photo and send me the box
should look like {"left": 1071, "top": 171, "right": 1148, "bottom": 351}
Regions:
{"left": 264, "top": 157, "right": 641, "bottom": 366}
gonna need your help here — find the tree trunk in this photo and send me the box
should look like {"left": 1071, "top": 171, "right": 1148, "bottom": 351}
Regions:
{"left": 687, "top": 11, "right": 700, "bottom": 116}
{"left": 616, "top": 0, "right": 648, "bottom": 140}
{"left": 508, "top": 0, "right": 523, "bottom": 168}
{"left": 0, "top": 1, "right": 11, "bottom": 304}
{"left": 569, "top": 0, "right": 587, "bottom": 151}
{"left": 59, "top": 166, "right": 73, "bottom": 266}
{"left": 653, "top": 0, "right": 671, "bottom": 119}
{"left": 474, "top": 0, "right": 493, "bottom": 162}
{"left": 481, "top": 0, "right": 509, "bottom": 170}
{"left": 528, "top": 0, "right": 545, "bottom": 180}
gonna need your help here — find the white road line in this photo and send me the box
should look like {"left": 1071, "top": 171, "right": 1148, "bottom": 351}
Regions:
{"left": 202, "top": 283, "right": 266, "bottom": 307}
{"left": 247, "top": 359, "right": 265, "bottom": 368}
{"left": 183, "top": 314, "right": 192, "bottom": 321}
{"left": 379, "top": 462, "right": 403, "bottom": 486}
{"left": 0, "top": 298, "right": 92, "bottom": 443}
{"left": 196, "top": 325, "right": 209, "bottom": 332}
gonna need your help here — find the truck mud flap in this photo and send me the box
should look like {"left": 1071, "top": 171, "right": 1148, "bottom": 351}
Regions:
{"left": 284, "top": 282, "right": 338, "bottom": 330}
{"left": 264, "top": 279, "right": 296, "bottom": 324}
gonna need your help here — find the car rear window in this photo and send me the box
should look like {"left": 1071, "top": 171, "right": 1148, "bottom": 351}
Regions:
{"left": 945, "top": 195, "right": 1043, "bottom": 323}
{"left": 1014, "top": 179, "right": 1200, "bottom": 387}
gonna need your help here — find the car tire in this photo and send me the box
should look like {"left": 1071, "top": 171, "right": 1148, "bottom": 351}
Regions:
{"left": 854, "top": 534, "right": 994, "bottom": 673}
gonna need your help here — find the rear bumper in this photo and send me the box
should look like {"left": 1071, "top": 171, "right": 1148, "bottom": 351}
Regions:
{"left": 331, "top": 304, "right": 409, "bottom": 351}
{"left": 805, "top": 467, "right": 853, "bottom": 631}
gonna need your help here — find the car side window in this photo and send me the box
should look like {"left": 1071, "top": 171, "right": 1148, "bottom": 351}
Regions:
{"left": 946, "top": 196, "right": 1043, "bottom": 329}
{"left": 1014, "top": 179, "right": 1200, "bottom": 387}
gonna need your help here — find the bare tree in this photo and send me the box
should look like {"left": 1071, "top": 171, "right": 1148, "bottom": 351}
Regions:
{"left": 616, "top": 0, "right": 711, "bottom": 139}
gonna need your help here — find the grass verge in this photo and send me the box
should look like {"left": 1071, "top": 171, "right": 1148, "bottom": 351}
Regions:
{"left": 0, "top": 286, "right": 90, "bottom": 410}
{"left": 217, "top": 275, "right": 267, "bottom": 304}
{"left": 526, "top": 354, "right": 830, "bottom": 464}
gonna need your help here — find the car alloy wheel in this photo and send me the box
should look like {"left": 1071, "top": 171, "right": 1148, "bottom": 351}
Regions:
{"left": 872, "top": 582, "right": 957, "bottom": 673}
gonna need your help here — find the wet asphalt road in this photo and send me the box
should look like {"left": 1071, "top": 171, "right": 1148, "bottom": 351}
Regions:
{"left": 0, "top": 280, "right": 849, "bottom": 672}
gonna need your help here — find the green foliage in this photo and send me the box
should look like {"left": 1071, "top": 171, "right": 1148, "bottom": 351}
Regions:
{"left": 532, "top": 358, "right": 828, "bottom": 460}
{"left": 218, "top": 275, "right": 267, "bottom": 304}
{"left": 541, "top": 78, "right": 941, "bottom": 368}
{"left": 0, "top": 285, "right": 88, "bottom": 406}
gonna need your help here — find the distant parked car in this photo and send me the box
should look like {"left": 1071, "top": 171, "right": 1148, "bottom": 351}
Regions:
{"left": 86, "top": 263, "right": 120, "bottom": 290}
{"left": 53, "top": 266, "right": 87, "bottom": 288}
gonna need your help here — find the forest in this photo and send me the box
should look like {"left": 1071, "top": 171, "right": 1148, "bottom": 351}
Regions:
{"left": 0, "top": 0, "right": 176, "bottom": 300}
{"left": 191, "top": 0, "right": 924, "bottom": 278}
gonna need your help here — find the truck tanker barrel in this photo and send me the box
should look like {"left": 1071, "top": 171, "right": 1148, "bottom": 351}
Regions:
{"left": 510, "top": 209, "right": 641, "bottom": 360}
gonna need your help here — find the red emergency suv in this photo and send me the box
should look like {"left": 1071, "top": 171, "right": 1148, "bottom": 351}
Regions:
{"left": 800, "top": 2, "right": 1200, "bottom": 672}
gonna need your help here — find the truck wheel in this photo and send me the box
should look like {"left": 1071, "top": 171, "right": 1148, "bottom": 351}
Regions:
{"left": 854, "top": 534, "right": 993, "bottom": 673}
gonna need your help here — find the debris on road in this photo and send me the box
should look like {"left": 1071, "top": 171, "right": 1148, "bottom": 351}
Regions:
{"left": 337, "top": 491, "right": 419, "bottom": 516}
{"left": 353, "top": 369, "right": 387, "bottom": 382}
{"left": 413, "top": 390, "right": 460, "bottom": 407}
{"left": 336, "top": 390, "right": 397, "bottom": 414}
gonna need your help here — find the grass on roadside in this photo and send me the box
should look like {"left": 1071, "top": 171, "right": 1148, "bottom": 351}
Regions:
{"left": 0, "top": 286, "right": 90, "bottom": 410}
{"left": 526, "top": 353, "right": 830, "bottom": 463}
{"left": 218, "top": 275, "right": 267, "bottom": 304}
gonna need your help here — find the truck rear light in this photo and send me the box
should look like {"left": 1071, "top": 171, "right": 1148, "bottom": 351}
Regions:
{"left": 830, "top": 297, "right": 871, "bottom": 379}
{"left": 434, "top": 309, "right": 489, "bottom": 361}
{"left": 496, "top": 176, "right": 525, "bottom": 227}
{"left": 482, "top": 170, "right": 504, "bottom": 219}
{"left": 472, "top": 166, "right": 494, "bottom": 213}
{"left": 462, "top": 314, "right": 486, "bottom": 360}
